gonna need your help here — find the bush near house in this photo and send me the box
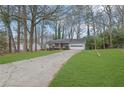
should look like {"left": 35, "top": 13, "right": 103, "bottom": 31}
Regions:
{"left": 86, "top": 28, "right": 124, "bottom": 49}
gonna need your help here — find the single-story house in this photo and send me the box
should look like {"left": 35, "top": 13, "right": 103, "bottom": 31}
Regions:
{"left": 46, "top": 38, "right": 86, "bottom": 50}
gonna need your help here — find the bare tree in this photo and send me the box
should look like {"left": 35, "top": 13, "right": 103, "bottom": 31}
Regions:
{"left": 22, "top": 6, "right": 28, "bottom": 51}
{"left": 0, "top": 5, "right": 17, "bottom": 52}
{"left": 91, "top": 6, "right": 97, "bottom": 49}
{"left": 104, "top": 5, "right": 113, "bottom": 48}
{"left": 17, "top": 6, "right": 21, "bottom": 52}
{"left": 34, "top": 25, "right": 37, "bottom": 51}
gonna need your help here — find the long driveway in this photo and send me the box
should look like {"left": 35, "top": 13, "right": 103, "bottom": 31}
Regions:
{"left": 0, "top": 50, "right": 80, "bottom": 87}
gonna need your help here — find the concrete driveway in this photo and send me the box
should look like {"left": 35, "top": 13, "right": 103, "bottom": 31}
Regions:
{"left": 0, "top": 50, "right": 80, "bottom": 87}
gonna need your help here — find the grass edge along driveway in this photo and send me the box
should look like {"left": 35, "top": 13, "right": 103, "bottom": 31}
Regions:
{"left": 0, "top": 50, "right": 61, "bottom": 64}
{"left": 50, "top": 49, "right": 124, "bottom": 87}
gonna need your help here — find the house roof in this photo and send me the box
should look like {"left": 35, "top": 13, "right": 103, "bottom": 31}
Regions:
{"left": 47, "top": 39, "right": 69, "bottom": 44}
{"left": 70, "top": 39, "right": 85, "bottom": 44}
{"left": 47, "top": 38, "right": 85, "bottom": 44}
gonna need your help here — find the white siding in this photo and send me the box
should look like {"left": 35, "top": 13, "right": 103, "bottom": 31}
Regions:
{"left": 69, "top": 43, "right": 85, "bottom": 50}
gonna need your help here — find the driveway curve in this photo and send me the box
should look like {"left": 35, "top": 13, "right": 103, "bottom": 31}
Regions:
{"left": 0, "top": 50, "right": 80, "bottom": 87}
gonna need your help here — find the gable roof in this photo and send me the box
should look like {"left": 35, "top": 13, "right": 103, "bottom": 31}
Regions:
{"left": 47, "top": 39, "right": 69, "bottom": 44}
{"left": 47, "top": 38, "right": 85, "bottom": 44}
{"left": 70, "top": 39, "right": 85, "bottom": 44}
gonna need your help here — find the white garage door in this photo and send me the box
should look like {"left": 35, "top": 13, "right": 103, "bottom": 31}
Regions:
{"left": 69, "top": 44, "right": 85, "bottom": 50}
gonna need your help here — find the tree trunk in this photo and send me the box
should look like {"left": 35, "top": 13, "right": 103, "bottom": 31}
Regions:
{"left": 6, "top": 5, "right": 12, "bottom": 53}
{"left": 102, "top": 25, "right": 106, "bottom": 49}
{"left": 58, "top": 23, "right": 61, "bottom": 39}
{"left": 108, "top": 14, "right": 113, "bottom": 48}
{"left": 29, "top": 6, "right": 37, "bottom": 52}
{"left": 41, "top": 20, "right": 44, "bottom": 49}
{"left": 122, "top": 6, "right": 124, "bottom": 28}
{"left": 77, "top": 15, "right": 81, "bottom": 39}
{"left": 35, "top": 25, "right": 37, "bottom": 51}
{"left": 70, "top": 27, "right": 74, "bottom": 39}
{"left": 23, "top": 6, "right": 28, "bottom": 51}
{"left": 54, "top": 20, "right": 58, "bottom": 40}
{"left": 106, "top": 5, "right": 113, "bottom": 48}
{"left": 8, "top": 25, "right": 17, "bottom": 52}
{"left": 68, "top": 27, "right": 72, "bottom": 39}
{"left": 91, "top": 10, "right": 97, "bottom": 49}
{"left": 61, "top": 25, "right": 64, "bottom": 39}
{"left": 77, "top": 24, "right": 80, "bottom": 39}
{"left": 7, "top": 5, "right": 16, "bottom": 53}
{"left": 29, "top": 23, "right": 35, "bottom": 51}
{"left": 92, "top": 22, "right": 97, "bottom": 50}
{"left": 87, "top": 23, "right": 90, "bottom": 36}
{"left": 17, "top": 6, "right": 21, "bottom": 52}
{"left": 8, "top": 30, "right": 12, "bottom": 53}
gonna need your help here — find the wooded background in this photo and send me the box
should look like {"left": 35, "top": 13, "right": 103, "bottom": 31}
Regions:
{"left": 0, "top": 5, "right": 124, "bottom": 53}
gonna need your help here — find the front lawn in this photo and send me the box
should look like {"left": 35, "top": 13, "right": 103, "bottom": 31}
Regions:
{"left": 50, "top": 49, "right": 124, "bottom": 87}
{"left": 0, "top": 50, "right": 60, "bottom": 64}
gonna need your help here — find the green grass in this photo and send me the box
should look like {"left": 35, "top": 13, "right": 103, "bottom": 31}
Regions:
{"left": 0, "top": 50, "right": 60, "bottom": 64}
{"left": 50, "top": 49, "right": 124, "bottom": 87}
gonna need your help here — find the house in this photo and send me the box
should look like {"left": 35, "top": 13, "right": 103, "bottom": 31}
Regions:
{"left": 47, "top": 38, "right": 86, "bottom": 50}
